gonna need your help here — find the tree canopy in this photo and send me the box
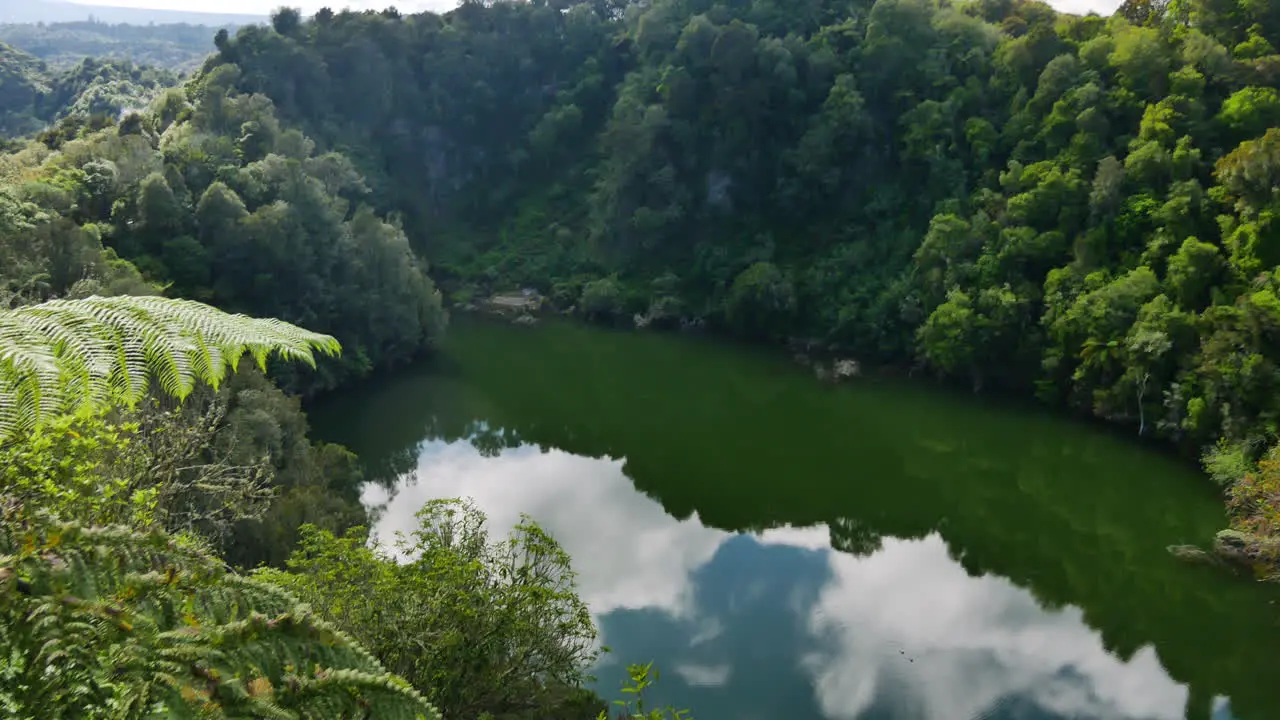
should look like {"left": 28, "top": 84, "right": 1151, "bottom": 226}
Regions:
{"left": 192, "top": 0, "right": 1280, "bottom": 565}
{"left": 1, "top": 0, "right": 1278, "bottom": 710}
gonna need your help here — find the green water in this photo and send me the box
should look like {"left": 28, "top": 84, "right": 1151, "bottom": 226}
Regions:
{"left": 308, "top": 316, "right": 1280, "bottom": 720}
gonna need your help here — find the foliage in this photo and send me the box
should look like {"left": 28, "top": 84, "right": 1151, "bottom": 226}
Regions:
{"left": 28, "top": 63, "right": 447, "bottom": 392}
{"left": 0, "top": 42, "right": 179, "bottom": 137}
{"left": 1224, "top": 443, "right": 1280, "bottom": 569}
{"left": 0, "top": 42, "right": 52, "bottom": 136}
{"left": 581, "top": 275, "right": 626, "bottom": 321}
{"left": 601, "top": 662, "right": 693, "bottom": 720}
{"left": 208, "top": 367, "right": 369, "bottom": 570}
{"left": 0, "top": 289, "right": 439, "bottom": 716}
{"left": 0, "top": 294, "right": 339, "bottom": 441}
{"left": 0, "top": 402, "right": 270, "bottom": 536}
{"left": 1203, "top": 439, "right": 1255, "bottom": 487}
{"left": 37, "top": 57, "right": 179, "bottom": 122}
{"left": 180, "top": 0, "right": 1280, "bottom": 566}
{"left": 0, "top": 183, "right": 159, "bottom": 307}
{"left": 256, "top": 498, "right": 601, "bottom": 720}
{"left": 726, "top": 262, "right": 796, "bottom": 340}
{"left": 0, "top": 375, "right": 364, "bottom": 569}
{"left": 0, "top": 515, "right": 440, "bottom": 719}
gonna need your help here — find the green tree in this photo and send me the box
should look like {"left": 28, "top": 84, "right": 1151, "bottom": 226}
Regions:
{"left": 1218, "top": 87, "right": 1280, "bottom": 141}
{"left": 0, "top": 295, "right": 437, "bottom": 718}
{"left": 918, "top": 284, "right": 1025, "bottom": 391}
{"left": 601, "top": 663, "right": 694, "bottom": 720}
{"left": 581, "top": 275, "right": 626, "bottom": 322}
{"left": 1165, "top": 236, "right": 1223, "bottom": 309}
{"left": 7, "top": 0, "right": 1280, "bottom": 576}
{"left": 725, "top": 261, "right": 795, "bottom": 339}
{"left": 0, "top": 402, "right": 271, "bottom": 538}
{"left": 256, "top": 498, "right": 600, "bottom": 720}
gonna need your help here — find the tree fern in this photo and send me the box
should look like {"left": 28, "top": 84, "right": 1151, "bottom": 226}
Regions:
{"left": 0, "top": 515, "right": 442, "bottom": 719}
{"left": 0, "top": 295, "right": 340, "bottom": 442}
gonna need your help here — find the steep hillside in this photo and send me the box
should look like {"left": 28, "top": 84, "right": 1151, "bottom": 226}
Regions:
{"left": 0, "top": 40, "right": 49, "bottom": 135}
{"left": 0, "top": 41, "right": 178, "bottom": 136}
{"left": 209, "top": 0, "right": 1280, "bottom": 565}
{"left": 0, "top": 0, "right": 1277, "bottom": 566}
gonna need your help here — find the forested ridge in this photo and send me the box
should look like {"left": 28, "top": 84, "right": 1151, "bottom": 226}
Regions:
{"left": 0, "top": 42, "right": 180, "bottom": 138}
{"left": 1, "top": 0, "right": 1279, "bottom": 713}
{"left": 0, "top": 20, "right": 238, "bottom": 71}
{"left": 3, "top": 0, "right": 1278, "bottom": 566}
{"left": 0, "top": 4, "right": 692, "bottom": 714}
{"left": 188, "top": 0, "right": 1279, "bottom": 569}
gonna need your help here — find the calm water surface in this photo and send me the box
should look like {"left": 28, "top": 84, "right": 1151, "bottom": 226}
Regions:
{"left": 309, "top": 316, "right": 1280, "bottom": 720}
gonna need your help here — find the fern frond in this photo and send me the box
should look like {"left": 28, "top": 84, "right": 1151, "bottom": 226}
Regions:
{"left": 0, "top": 519, "right": 441, "bottom": 720}
{"left": 0, "top": 295, "right": 340, "bottom": 442}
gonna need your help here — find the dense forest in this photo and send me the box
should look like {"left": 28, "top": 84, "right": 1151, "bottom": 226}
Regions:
{"left": 0, "top": 42, "right": 179, "bottom": 136}
{"left": 201, "top": 0, "right": 1278, "bottom": 568}
{"left": 0, "top": 20, "right": 238, "bottom": 71}
{"left": 1, "top": 0, "right": 1279, "bottom": 713}
{"left": 0, "top": 7, "right": 685, "bottom": 715}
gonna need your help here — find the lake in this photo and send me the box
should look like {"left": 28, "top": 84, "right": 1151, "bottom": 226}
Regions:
{"left": 308, "top": 315, "right": 1280, "bottom": 720}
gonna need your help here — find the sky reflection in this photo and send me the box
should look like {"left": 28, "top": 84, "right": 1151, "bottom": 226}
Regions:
{"left": 365, "top": 436, "right": 1204, "bottom": 720}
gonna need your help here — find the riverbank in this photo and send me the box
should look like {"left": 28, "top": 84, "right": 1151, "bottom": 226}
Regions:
{"left": 308, "top": 314, "right": 1280, "bottom": 720}
{"left": 446, "top": 291, "right": 1277, "bottom": 579}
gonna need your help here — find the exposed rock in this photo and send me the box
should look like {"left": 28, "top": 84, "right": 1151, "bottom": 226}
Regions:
{"left": 634, "top": 312, "right": 651, "bottom": 329}
{"left": 680, "top": 316, "right": 706, "bottom": 334}
{"left": 512, "top": 314, "right": 538, "bottom": 327}
{"left": 833, "top": 359, "right": 861, "bottom": 379}
{"left": 487, "top": 291, "right": 543, "bottom": 314}
{"left": 645, "top": 296, "right": 685, "bottom": 330}
{"left": 1167, "top": 544, "right": 1223, "bottom": 566}
{"left": 1213, "top": 529, "right": 1257, "bottom": 567}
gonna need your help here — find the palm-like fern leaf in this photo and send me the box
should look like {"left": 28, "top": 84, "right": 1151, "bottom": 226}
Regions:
{"left": 0, "top": 519, "right": 442, "bottom": 719}
{"left": 0, "top": 295, "right": 340, "bottom": 442}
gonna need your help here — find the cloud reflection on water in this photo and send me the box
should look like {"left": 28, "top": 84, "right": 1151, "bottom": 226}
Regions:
{"left": 365, "top": 438, "right": 1193, "bottom": 720}
{"left": 364, "top": 440, "right": 725, "bottom": 618}
{"left": 803, "top": 536, "right": 1186, "bottom": 720}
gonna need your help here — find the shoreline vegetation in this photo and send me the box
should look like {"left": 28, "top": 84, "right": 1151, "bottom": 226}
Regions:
{"left": 0, "top": 0, "right": 1278, "bottom": 713}
{"left": 459, "top": 290, "right": 1271, "bottom": 577}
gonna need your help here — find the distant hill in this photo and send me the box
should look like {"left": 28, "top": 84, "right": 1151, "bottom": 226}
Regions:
{"left": 0, "top": 39, "right": 179, "bottom": 137}
{"left": 0, "top": 41, "right": 51, "bottom": 135}
{"left": 0, "top": 20, "right": 231, "bottom": 71}
{"left": 0, "top": 0, "right": 264, "bottom": 26}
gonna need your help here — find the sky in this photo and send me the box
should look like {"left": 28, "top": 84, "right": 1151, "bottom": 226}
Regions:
{"left": 69, "top": 0, "right": 1124, "bottom": 19}
{"left": 69, "top": 0, "right": 458, "bottom": 15}
{"left": 357, "top": 437, "right": 1208, "bottom": 720}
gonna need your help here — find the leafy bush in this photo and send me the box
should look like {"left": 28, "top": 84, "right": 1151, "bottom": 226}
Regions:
{"left": 725, "top": 262, "right": 796, "bottom": 339}
{"left": 0, "top": 297, "right": 435, "bottom": 718}
{"left": 257, "top": 498, "right": 599, "bottom": 720}
{"left": 581, "top": 275, "right": 626, "bottom": 322}
{"left": 0, "top": 517, "right": 438, "bottom": 719}
{"left": 602, "top": 663, "right": 694, "bottom": 720}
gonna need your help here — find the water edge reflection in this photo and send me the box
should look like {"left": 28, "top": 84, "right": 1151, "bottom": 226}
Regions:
{"left": 364, "top": 435, "right": 1227, "bottom": 720}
